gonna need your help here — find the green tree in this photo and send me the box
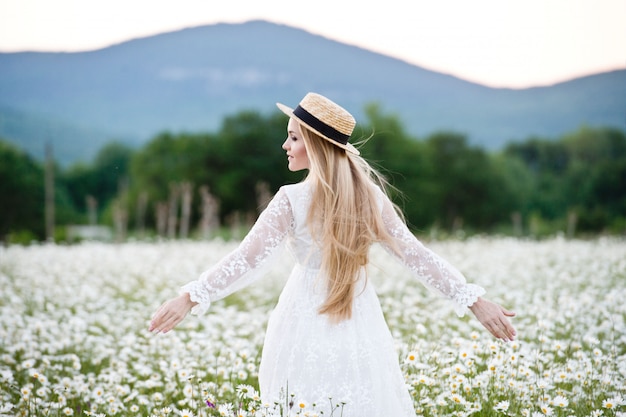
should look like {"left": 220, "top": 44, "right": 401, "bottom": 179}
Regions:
{"left": 505, "top": 127, "right": 626, "bottom": 233}
{"left": 490, "top": 152, "right": 534, "bottom": 232}
{"left": 214, "top": 110, "right": 301, "bottom": 218}
{"left": 129, "top": 131, "right": 214, "bottom": 229}
{"left": 0, "top": 140, "right": 45, "bottom": 240}
{"left": 562, "top": 127, "right": 626, "bottom": 231}
{"left": 425, "top": 132, "right": 514, "bottom": 230}
{"left": 62, "top": 142, "right": 135, "bottom": 218}
{"left": 131, "top": 132, "right": 206, "bottom": 201}
{"left": 129, "top": 111, "right": 302, "bottom": 230}
{"left": 504, "top": 138, "right": 570, "bottom": 221}
{"left": 359, "top": 103, "right": 434, "bottom": 229}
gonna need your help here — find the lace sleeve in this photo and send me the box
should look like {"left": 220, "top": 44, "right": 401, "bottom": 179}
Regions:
{"left": 181, "top": 187, "right": 293, "bottom": 315}
{"left": 380, "top": 195, "right": 485, "bottom": 316}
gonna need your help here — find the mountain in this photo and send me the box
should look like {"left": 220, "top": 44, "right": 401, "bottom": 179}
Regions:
{"left": 0, "top": 20, "right": 624, "bottom": 165}
{"left": 0, "top": 105, "right": 135, "bottom": 163}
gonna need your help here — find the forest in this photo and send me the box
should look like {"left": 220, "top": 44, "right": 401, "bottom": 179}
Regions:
{"left": 2, "top": 104, "right": 625, "bottom": 243}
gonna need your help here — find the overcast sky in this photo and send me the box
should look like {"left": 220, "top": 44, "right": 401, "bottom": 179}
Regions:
{"left": 1, "top": 0, "right": 624, "bottom": 88}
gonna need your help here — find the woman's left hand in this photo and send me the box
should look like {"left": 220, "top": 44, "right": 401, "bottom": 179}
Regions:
{"left": 149, "top": 293, "right": 196, "bottom": 334}
{"left": 469, "top": 297, "right": 517, "bottom": 342}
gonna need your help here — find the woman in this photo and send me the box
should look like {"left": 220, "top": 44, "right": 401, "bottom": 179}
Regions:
{"left": 149, "top": 92, "right": 516, "bottom": 416}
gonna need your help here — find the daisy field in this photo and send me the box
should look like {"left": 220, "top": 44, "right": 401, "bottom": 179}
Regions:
{"left": 1, "top": 237, "right": 625, "bottom": 416}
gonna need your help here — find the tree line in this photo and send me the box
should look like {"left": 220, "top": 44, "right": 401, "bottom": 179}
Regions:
{"left": 1, "top": 105, "right": 625, "bottom": 243}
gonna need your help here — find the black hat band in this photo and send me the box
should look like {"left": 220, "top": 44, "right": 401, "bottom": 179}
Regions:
{"left": 293, "top": 105, "right": 350, "bottom": 145}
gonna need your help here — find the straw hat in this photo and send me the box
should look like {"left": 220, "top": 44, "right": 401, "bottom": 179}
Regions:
{"left": 277, "top": 92, "right": 360, "bottom": 156}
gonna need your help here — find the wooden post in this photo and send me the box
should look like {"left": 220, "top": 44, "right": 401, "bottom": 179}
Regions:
{"left": 199, "top": 186, "right": 220, "bottom": 239}
{"left": 86, "top": 195, "right": 98, "bottom": 225}
{"left": 567, "top": 209, "right": 578, "bottom": 239}
{"left": 155, "top": 202, "right": 168, "bottom": 238}
{"left": 227, "top": 211, "right": 243, "bottom": 240}
{"left": 44, "top": 142, "right": 55, "bottom": 241}
{"left": 179, "top": 182, "right": 193, "bottom": 239}
{"left": 255, "top": 181, "right": 271, "bottom": 213}
{"left": 167, "top": 182, "right": 180, "bottom": 239}
{"left": 452, "top": 216, "right": 464, "bottom": 234}
{"left": 135, "top": 192, "right": 148, "bottom": 238}
{"left": 115, "top": 178, "right": 129, "bottom": 242}
{"left": 113, "top": 201, "right": 128, "bottom": 242}
{"left": 511, "top": 211, "right": 522, "bottom": 236}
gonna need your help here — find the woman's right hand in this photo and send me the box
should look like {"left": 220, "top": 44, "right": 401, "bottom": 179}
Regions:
{"left": 149, "top": 293, "right": 196, "bottom": 334}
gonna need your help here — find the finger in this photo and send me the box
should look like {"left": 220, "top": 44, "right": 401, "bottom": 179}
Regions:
{"left": 149, "top": 305, "right": 165, "bottom": 330}
{"left": 149, "top": 307, "right": 172, "bottom": 332}
{"left": 151, "top": 302, "right": 168, "bottom": 321}
{"left": 157, "top": 307, "right": 187, "bottom": 333}
{"left": 161, "top": 314, "right": 183, "bottom": 333}
{"left": 487, "top": 322, "right": 501, "bottom": 339}
{"left": 487, "top": 319, "right": 510, "bottom": 341}
{"left": 506, "top": 325, "right": 517, "bottom": 341}
{"left": 494, "top": 308, "right": 517, "bottom": 340}
{"left": 151, "top": 316, "right": 173, "bottom": 333}
{"left": 496, "top": 329, "right": 510, "bottom": 341}
{"left": 149, "top": 306, "right": 167, "bottom": 330}
{"left": 149, "top": 316, "right": 164, "bottom": 332}
{"left": 499, "top": 321, "right": 516, "bottom": 341}
{"left": 149, "top": 316, "right": 160, "bottom": 332}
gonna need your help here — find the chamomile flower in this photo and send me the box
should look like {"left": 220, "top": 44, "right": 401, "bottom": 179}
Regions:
{"left": 178, "top": 409, "right": 194, "bottom": 417}
{"left": 494, "top": 400, "right": 509, "bottom": 411}
{"left": 603, "top": 396, "right": 623, "bottom": 409}
{"left": 236, "top": 384, "right": 256, "bottom": 399}
{"left": 550, "top": 395, "right": 569, "bottom": 408}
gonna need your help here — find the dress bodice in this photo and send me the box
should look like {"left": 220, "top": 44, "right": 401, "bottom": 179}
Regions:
{"left": 281, "top": 182, "right": 320, "bottom": 268}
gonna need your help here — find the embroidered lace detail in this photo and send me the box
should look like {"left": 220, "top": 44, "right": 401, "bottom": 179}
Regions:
{"left": 181, "top": 187, "right": 293, "bottom": 315}
{"left": 181, "top": 281, "right": 212, "bottom": 315}
{"left": 378, "top": 189, "right": 485, "bottom": 316}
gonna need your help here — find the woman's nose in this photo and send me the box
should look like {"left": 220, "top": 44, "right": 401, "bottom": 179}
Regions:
{"left": 282, "top": 138, "right": 289, "bottom": 150}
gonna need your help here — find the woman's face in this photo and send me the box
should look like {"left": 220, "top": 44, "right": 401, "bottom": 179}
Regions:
{"left": 282, "top": 118, "right": 310, "bottom": 171}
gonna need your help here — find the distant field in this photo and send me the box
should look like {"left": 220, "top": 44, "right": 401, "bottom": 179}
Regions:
{"left": 1, "top": 237, "right": 625, "bottom": 416}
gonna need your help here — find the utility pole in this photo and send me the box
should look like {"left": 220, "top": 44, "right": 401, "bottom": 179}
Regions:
{"left": 45, "top": 142, "right": 55, "bottom": 241}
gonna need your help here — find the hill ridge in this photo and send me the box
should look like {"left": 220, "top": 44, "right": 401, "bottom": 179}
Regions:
{"left": 0, "top": 19, "right": 624, "bottom": 165}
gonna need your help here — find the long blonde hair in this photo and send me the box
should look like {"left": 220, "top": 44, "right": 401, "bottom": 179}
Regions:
{"left": 300, "top": 127, "right": 401, "bottom": 322}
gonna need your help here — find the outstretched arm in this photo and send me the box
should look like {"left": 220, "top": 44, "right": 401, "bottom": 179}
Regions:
{"left": 149, "top": 187, "right": 293, "bottom": 333}
{"left": 379, "top": 192, "right": 516, "bottom": 341}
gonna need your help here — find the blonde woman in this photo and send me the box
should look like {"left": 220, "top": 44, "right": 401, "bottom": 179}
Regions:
{"left": 150, "top": 92, "right": 516, "bottom": 416}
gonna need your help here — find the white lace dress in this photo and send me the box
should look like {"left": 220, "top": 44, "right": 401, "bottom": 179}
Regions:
{"left": 182, "top": 181, "right": 485, "bottom": 416}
